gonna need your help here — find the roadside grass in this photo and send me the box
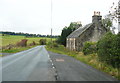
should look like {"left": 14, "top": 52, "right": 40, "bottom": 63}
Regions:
{"left": 46, "top": 45, "right": 120, "bottom": 80}
{"left": 76, "top": 53, "right": 119, "bottom": 80}
{"left": 0, "top": 55, "right": 3, "bottom": 57}
{"left": 1, "top": 45, "right": 38, "bottom": 53}
{"left": 1, "top": 35, "right": 55, "bottom": 46}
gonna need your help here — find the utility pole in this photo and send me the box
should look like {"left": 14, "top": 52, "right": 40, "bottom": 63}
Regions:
{"left": 51, "top": 0, "right": 53, "bottom": 42}
{"left": 51, "top": 28, "right": 52, "bottom": 42}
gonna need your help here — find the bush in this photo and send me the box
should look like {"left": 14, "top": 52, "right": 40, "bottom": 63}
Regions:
{"left": 16, "top": 39, "right": 28, "bottom": 47}
{"left": 83, "top": 41, "right": 97, "bottom": 55}
{"left": 39, "top": 39, "right": 46, "bottom": 45}
{"left": 29, "top": 41, "right": 36, "bottom": 46}
{"left": 53, "top": 43, "right": 59, "bottom": 47}
{"left": 2, "top": 44, "right": 15, "bottom": 50}
{"left": 47, "top": 42, "right": 59, "bottom": 48}
{"left": 97, "top": 32, "right": 120, "bottom": 68}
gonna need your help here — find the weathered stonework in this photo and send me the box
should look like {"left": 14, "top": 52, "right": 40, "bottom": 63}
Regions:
{"left": 66, "top": 12, "right": 107, "bottom": 51}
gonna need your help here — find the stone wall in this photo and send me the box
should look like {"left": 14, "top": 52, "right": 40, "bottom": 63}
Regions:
{"left": 66, "top": 38, "right": 76, "bottom": 51}
{"left": 75, "top": 23, "right": 106, "bottom": 51}
{"left": 75, "top": 24, "right": 95, "bottom": 51}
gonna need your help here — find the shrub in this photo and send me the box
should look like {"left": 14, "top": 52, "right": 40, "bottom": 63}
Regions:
{"left": 52, "top": 43, "right": 58, "bottom": 47}
{"left": 29, "top": 41, "right": 36, "bottom": 46}
{"left": 2, "top": 44, "right": 15, "bottom": 50}
{"left": 83, "top": 41, "right": 97, "bottom": 55}
{"left": 39, "top": 39, "right": 46, "bottom": 45}
{"left": 47, "top": 42, "right": 58, "bottom": 48}
{"left": 97, "top": 32, "right": 120, "bottom": 68}
{"left": 16, "top": 39, "right": 28, "bottom": 47}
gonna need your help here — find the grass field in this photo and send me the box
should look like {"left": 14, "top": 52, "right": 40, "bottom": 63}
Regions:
{"left": 46, "top": 45, "right": 120, "bottom": 80}
{"left": 1, "top": 35, "right": 55, "bottom": 47}
{"left": 0, "top": 35, "right": 56, "bottom": 54}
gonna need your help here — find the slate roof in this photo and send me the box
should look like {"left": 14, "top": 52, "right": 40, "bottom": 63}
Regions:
{"left": 67, "top": 23, "right": 93, "bottom": 38}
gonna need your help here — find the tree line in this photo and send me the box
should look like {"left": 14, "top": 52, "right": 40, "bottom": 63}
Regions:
{"left": 0, "top": 31, "right": 59, "bottom": 38}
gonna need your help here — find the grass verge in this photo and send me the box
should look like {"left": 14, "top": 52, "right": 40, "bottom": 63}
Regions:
{"left": 46, "top": 45, "right": 120, "bottom": 80}
{"left": 0, "top": 45, "right": 39, "bottom": 56}
{"left": 0, "top": 55, "right": 3, "bottom": 57}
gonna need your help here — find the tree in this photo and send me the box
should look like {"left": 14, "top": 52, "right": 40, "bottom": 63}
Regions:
{"left": 97, "top": 32, "right": 120, "bottom": 68}
{"left": 39, "top": 39, "right": 46, "bottom": 45}
{"left": 83, "top": 42, "right": 97, "bottom": 55}
{"left": 59, "top": 26, "right": 72, "bottom": 46}
{"left": 102, "top": 17, "right": 112, "bottom": 31}
{"left": 57, "top": 22, "right": 82, "bottom": 46}
{"left": 107, "top": 1, "right": 120, "bottom": 33}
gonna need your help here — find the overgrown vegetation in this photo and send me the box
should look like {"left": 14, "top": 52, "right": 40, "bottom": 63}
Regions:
{"left": 97, "top": 32, "right": 120, "bottom": 68}
{"left": 82, "top": 32, "right": 120, "bottom": 69}
{"left": 83, "top": 42, "right": 97, "bottom": 55}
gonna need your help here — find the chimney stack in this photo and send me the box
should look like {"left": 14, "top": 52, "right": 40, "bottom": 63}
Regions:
{"left": 92, "top": 11, "right": 102, "bottom": 23}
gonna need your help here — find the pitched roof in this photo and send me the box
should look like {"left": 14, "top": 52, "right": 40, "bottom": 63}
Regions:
{"left": 67, "top": 23, "right": 93, "bottom": 38}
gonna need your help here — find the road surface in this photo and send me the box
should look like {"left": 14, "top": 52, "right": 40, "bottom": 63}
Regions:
{"left": 48, "top": 51, "right": 117, "bottom": 81}
{"left": 0, "top": 46, "right": 56, "bottom": 82}
{"left": 0, "top": 45, "right": 117, "bottom": 82}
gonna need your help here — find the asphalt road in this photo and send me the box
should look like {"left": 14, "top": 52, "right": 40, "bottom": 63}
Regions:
{"left": 0, "top": 46, "right": 56, "bottom": 82}
{"left": 0, "top": 45, "right": 117, "bottom": 82}
{"left": 48, "top": 51, "right": 117, "bottom": 81}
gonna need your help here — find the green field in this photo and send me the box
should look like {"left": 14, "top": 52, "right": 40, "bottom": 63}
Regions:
{"left": 0, "top": 35, "right": 56, "bottom": 54}
{"left": 1, "top": 35, "right": 55, "bottom": 47}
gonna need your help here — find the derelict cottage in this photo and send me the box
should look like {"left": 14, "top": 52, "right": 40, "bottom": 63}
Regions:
{"left": 66, "top": 11, "right": 107, "bottom": 51}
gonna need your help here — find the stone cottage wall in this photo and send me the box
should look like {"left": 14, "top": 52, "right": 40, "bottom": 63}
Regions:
{"left": 75, "top": 24, "right": 95, "bottom": 51}
{"left": 90, "top": 23, "right": 106, "bottom": 42}
{"left": 66, "top": 38, "right": 76, "bottom": 51}
{"left": 67, "top": 23, "right": 107, "bottom": 51}
{"left": 75, "top": 23, "right": 106, "bottom": 51}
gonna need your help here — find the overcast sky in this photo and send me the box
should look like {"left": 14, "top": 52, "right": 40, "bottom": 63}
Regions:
{"left": 0, "top": 0, "right": 118, "bottom": 35}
